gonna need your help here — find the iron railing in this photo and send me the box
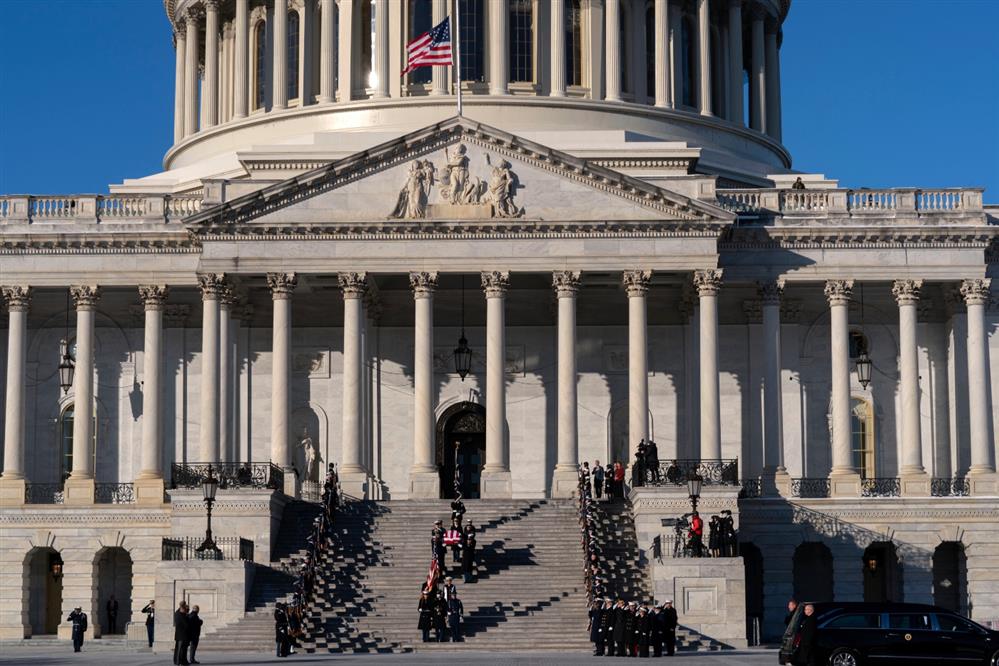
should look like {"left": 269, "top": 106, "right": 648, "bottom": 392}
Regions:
{"left": 790, "top": 478, "right": 831, "bottom": 498}
{"left": 161, "top": 536, "right": 254, "bottom": 561}
{"left": 860, "top": 477, "right": 901, "bottom": 498}
{"left": 170, "top": 462, "right": 284, "bottom": 491}
{"left": 24, "top": 483, "right": 65, "bottom": 504}
{"left": 660, "top": 532, "right": 740, "bottom": 559}
{"left": 739, "top": 479, "right": 763, "bottom": 499}
{"left": 930, "top": 477, "right": 971, "bottom": 497}
{"left": 95, "top": 483, "right": 136, "bottom": 504}
{"left": 642, "top": 459, "right": 740, "bottom": 487}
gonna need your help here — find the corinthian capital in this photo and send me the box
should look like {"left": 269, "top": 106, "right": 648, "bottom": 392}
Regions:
{"left": 552, "top": 271, "right": 581, "bottom": 298}
{"left": 892, "top": 279, "right": 923, "bottom": 306}
{"left": 960, "top": 278, "right": 992, "bottom": 306}
{"left": 757, "top": 279, "right": 785, "bottom": 305}
{"left": 267, "top": 272, "right": 298, "bottom": 299}
{"left": 622, "top": 270, "right": 652, "bottom": 297}
{"left": 138, "top": 285, "right": 169, "bottom": 309}
{"left": 70, "top": 285, "right": 101, "bottom": 309}
{"left": 409, "top": 272, "right": 439, "bottom": 298}
{"left": 481, "top": 271, "right": 510, "bottom": 297}
{"left": 824, "top": 279, "right": 854, "bottom": 306}
{"left": 693, "top": 269, "right": 723, "bottom": 297}
{"left": 1, "top": 286, "right": 31, "bottom": 312}
{"left": 198, "top": 273, "right": 228, "bottom": 299}
{"left": 338, "top": 272, "right": 368, "bottom": 299}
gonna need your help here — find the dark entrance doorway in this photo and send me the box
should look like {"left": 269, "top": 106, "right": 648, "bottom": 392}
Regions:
{"left": 437, "top": 402, "right": 486, "bottom": 499}
{"left": 793, "top": 542, "right": 834, "bottom": 603}
{"left": 933, "top": 542, "right": 967, "bottom": 613}
{"left": 26, "top": 547, "right": 63, "bottom": 636}
{"left": 863, "top": 542, "right": 903, "bottom": 603}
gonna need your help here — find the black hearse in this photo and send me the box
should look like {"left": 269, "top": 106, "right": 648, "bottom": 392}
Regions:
{"left": 780, "top": 602, "right": 999, "bottom": 666}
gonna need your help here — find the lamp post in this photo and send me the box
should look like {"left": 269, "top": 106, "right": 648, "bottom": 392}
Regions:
{"left": 58, "top": 291, "right": 75, "bottom": 394}
{"left": 687, "top": 470, "right": 703, "bottom": 515}
{"left": 454, "top": 275, "right": 472, "bottom": 380}
{"left": 196, "top": 466, "right": 222, "bottom": 560}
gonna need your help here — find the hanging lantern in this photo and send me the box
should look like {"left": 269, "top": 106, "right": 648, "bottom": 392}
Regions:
{"left": 856, "top": 350, "right": 872, "bottom": 389}
{"left": 453, "top": 334, "right": 472, "bottom": 381}
{"left": 58, "top": 338, "right": 75, "bottom": 394}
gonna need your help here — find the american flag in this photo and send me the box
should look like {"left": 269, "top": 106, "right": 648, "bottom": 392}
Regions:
{"left": 402, "top": 17, "right": 453, "bottom": 75}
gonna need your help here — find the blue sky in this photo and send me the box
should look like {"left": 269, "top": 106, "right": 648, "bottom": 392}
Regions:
{"left": 1, "top": 0, "right": 996, "bottom": 198}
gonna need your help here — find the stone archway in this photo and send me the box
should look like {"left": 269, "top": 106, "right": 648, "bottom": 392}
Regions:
{"left": 93, "top": 547, "right": 132, "bottom": 635}
{"left": 793, "top": 542, "right": 833, "bottom": 603}
{"left": 933, "top": 542, "right": 967, "bottom": 613}
{"left": 25, "top": 547, "right": 63, "bottom": 636}
{"left": 436, "top": 401, "right": 486, "bottom": 499}
{"left": 863, "top": 541, "right": 903, "bottom": 603}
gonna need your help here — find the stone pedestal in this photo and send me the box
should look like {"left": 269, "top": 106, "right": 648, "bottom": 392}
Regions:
{"left": 551, "top": 468, "right": 579, "bottom": 498}
{"left": 968, "top": 472, "right": 998, "bottom": 496}
{"left": 480, "top": 470, "right": 513, "bottom": 499}
{"left": 135, "top": 477, "right": 166, "bottom": 506}
{"left": 653, "top": 557, "right": 747, "bottom": 648}
{"left": 829, "top": 472, "right": 861, "bottom": 498}
{"left": 340, "top": 471, "right": 372, "bottom": 500}
{"left": 900, "top": 473, "right": 931, "bottom": 497}
{"left": 409, "top": 471, "right": 440, "bottom": 499}
{"left": 168, "top": 488, "right": 286, "bottom": 563}
{"left": 63, "top": 477, "right": 95, "bottom": 505}
{"left": 0, "top": 478, "right": 26, "bottom": 507}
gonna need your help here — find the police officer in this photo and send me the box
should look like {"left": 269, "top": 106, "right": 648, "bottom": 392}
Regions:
{"left": 67, "top": 606, "right": 88, "bottom": 652}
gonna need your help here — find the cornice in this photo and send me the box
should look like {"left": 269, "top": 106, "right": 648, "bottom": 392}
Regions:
{"left": 0, "top": 233, "right": 199, "bottom": 255}
{"left": 721, "top": 226, "right": 996, "bottom": 250}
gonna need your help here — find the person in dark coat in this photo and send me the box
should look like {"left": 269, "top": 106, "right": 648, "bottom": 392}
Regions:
{"left": 594, "top": 598, "right": 613, "bottom": 656}
{"left": 450, "top": 498, "right": 466, "bottom": 527}
{"left": 795, "top": 603, "right": 818, "bottom": 666}
{"left": 447, "top": 594, "right": 464, "bottom": 642}
{"left": 432, "top": 593, "right": 447, "bottom": 642}
{"left": 784, "top": 598, "right": 799, "bottom": 626}
{"left": 619, "top": 602, "right": 636, "bottom": 656}
{"left": 611, "top": 600, "right": 628, "bottom": 656}
{"left": 645, "top": 440, "right": 660, "bottom": 484}
{"left": 418, "top": 591, "right": 434, "bottom": 642}
{"left": 273, "top": 602, "right": 289, "bottom": 658}
{"left": 650, "top": 605, "right": 664, "bottom": 657}
{"left": 173, "top": 601, "right": 190, "bottom": 665}
{"left": 592, "top": 461, "right": 605, "bottom": 500}
{"left": 68, "top": 607, "right": 88, "bottom": 653}
{"left": 105, "top": 594, "right": 119, "bottom": 634}
{"left": 636, "top": 605, "right": 652, "bottom": 657}
{"left": 662, "top": 599, "right": 678, "bottom": 656}
{"left": 605, "top": 463, "right": 615, "bottom": 499}
{"left": 141, "top": 600, "right": 156, "bottom": 648}
{"left": 187, "top": 605, "right": 203, "bottom": 664}
{"left": 587, "top": 601, "right": 602, "bottom": 654}
{"left": 461, "top": 523, "right": 477, "bottom": 583}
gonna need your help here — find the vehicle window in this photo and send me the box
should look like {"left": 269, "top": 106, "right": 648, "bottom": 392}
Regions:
{"left": 888, "top": 614, "right": 930, "bottom": 630}
{"left": 936, "top": 615, "right": 981, "bottom": 634}
{"left": 824, "top": 613, "right": 881, "bottom": 629}
{"left": 781, "top": 606, "right": 804, "bottom": 639}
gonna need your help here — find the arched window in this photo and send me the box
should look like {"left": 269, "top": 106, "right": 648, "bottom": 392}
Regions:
{"left": 645, "top": 3, "right": 655, "bottom": 99}
{"left": 287, "top": 11, "right": 300, "bottom": 100}
{"left": 508, "top": 0, "right": 533, "bottom": 83}
{"left": 458, "top": 0, "right": 484, "bottom": 82}
{"left": 254, "top": 21, "right": 267, "bottom": 109}
{"left": 407, "top": 0, "right": 433, "bottom": 85}
{"left": 851, "top": 397, "right": 875, "bottom": 479}
{"left": 565, "top": 0, "right": 582, "bottom": 87}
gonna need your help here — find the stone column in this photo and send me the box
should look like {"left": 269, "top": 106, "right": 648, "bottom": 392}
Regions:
{"left": 653, "top": 0, "right": 669, "bottom": 107}
{"left": 339, "top": 272, "right": 369, "bottom": 496}
{"left": 961, "top": 278, "right": 996, "bottom": 495}
{"left": 318, "top": 0, "right": 335, "bottom": 102}
{"left": 624, "top": 271, "right": 651, "bottom": 464}
{"left": 136, "top": 286, "right": 168, "bottom": 506}
{"left": 337, "top": 0, "right": 353, "bottom": 102}
{"left": 431, "top": 0, "right": 448, "bottom": 95}
{"left": 268, "top": 273, "right": 298, "bottom": 496}
{"left": 198, "top": 274, "right": 225, "bottom": 464}
{"left": 273, "top": 0, "right": 288, "bottom": 109}
{"left": 668, "top": 6, "right": 681, "bottom": 106}
{"left": 64, "top": 285, "right": 100, "bottom": 505}
{"left": 893, "top": 280, "right": 929, "bottom": 494}
{"left": 489, "top": 0, "right": 509, "bottom": 95}
{"left": 373, "top": 0, "right": 390, "bottom": 98}
{"left": 825, "top": 280, "right": 860, "bottom": 495}
{"left": 409, "top": 272, "right": 439, "bottom": 498}
{"left": 234, "top": 0, "right": 249, "bottom": 117}
{"left": 695, "top": 270, "right": 722, "bottom": 460}
{"left": 184, "top": 9, "right": 200, "bottom": 136}
{"left": 0, "top": 287, "right": 30, "bottom": 506}
{"left": 764, "top": 20, "right": 782, "bottom": 141}
{"left": 696, "top": 0, "right": 712, "bottom": 115}
{"left": 550, "top": 0, "right": 566, "bottom": 97}
{"left": 203, "top": 0, "right": 220, "bottom": 127}
{"left": 218, "top": 288, "right": 235, "bottom": 463}
{"left": 749, "top": 9, "right": 765, "bottom": 132}
{"left": 759, "top": 281, "right": 789, "bottom": 494}
{"left": 481, "top": 271, "right": 512, "bottom": 497}
{"left": 173, "top": 23, "right": 187, "bottom": 142}
{"left": 727, "top": 0, "right": 743, "bottom": 123}
{"left": 605, "top": 0, "right": 621, "bottom": 101}
{"left": 552, "top": 271, "right": 581, "bottom": 497}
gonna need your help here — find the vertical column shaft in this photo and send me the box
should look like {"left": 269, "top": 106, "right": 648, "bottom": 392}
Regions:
{"left": 218, "top": 291, "right": 234, "bottom": 462}
{"left": 69, "top": 286, "right": 100, "bottom": 479}
{"left": 199, "top": 274, "right": 224, "bottom": 463}
{"left": 138, "top": 286, "right": 168, "bottom": 479}
{"left": 319, "top": 0, "right": 335, "bottom": 102}
{"left": 489, "top": 0, "right": 508, "bottom": 95}
{"left": 184, "top": 11, "right": 200, "bottom": 135}
{"left": 337, "top": 0, "right": 354, "bottom": 102}
{"left": 894, "top": 280, "right": 925, "bottom": 475}
{"left": 605, "top": 0, "right": 621, "bottom": 101}
{"left": 373, "top": 0, "right": 389, "bottom": 97}
{"left": 410, "top": 273, "right": 437, "bottom": 473}
{"left": 653, "top": 0, "right": 669, "bottom": 107}
{"left": 668, "top": 7, "right": 681, "bottom": 106}
{"left": 760, "top": 281, "right": 784, "bottom": 471}
{"left": 339, "top": 272, "right": 367, "bottom": 473}
{"left": 749, "top": 12, "right": 765, "bottom": 131}
{"left": 482, "top": 272, "right": 510, "bottom": 472}
{"left": 1, "top": 287, "right": 30, "bottom": 480}
{"left": 696, "top": 0, "right": 712, "bottom": 115}
{"left": 962, "top": 279, "right": 995, "bottom": 474}
{"left": 431, "top": 0, "right": 448, "bottom": 95}
{"left": 273, "top": 0, "right": 288, "bottom": 109}
{"left": 269, "top": 273, "right": 297, "bottom": 480}
{"left": 624, "top": 271, "right": 651, "bottom": 462}
{"left": 764, "top": 22, "right": 782, "bottom": 141}
{"left": 826, "top": 280, "right": 854, "bottom": 475}
{"left": 695, "top": 270, "right": 722, "bottom": 459}
{"left": 550, "top": 0, "right": 566, "bottom": 97}
{"left": 174, "top": 24, "right": 188, "bottom": 141}
{"left": 554, "top": 272, "right": 580, "bottom": 471}
{"left": 234, "top": 0, "right": 249, "bottom": 117}
{"left": 204, "top": 0, "right": 220, "bottom": 126}
{"left": 727, "top": 0, "right": 743, "bottom": 123}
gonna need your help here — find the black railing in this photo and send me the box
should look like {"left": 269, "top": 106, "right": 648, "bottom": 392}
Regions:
{"left": 790, "top": 477, "right": 831, "bottom": 498}
{"left": 24, "top": 483, "right": 65, "bottom": 504}
{"left": 161, "top": 536, "right": 254, "bottom": 561}
{"left": 170, "top": 462, "right": 283, "bottom": 491}
{"left": 641, "top": 459, "right": 740, "bottom": 487}
{"left": 739, "top": 479, "right": 763, "bottom": 499}
{"left": 861, "top": 477, "right": 901, "bottom": 498}
{"left": 931, "top": 477, "right": 970, "bottom": 497}
{"left": 95, "top": 483, "right": 135, "bottom": 504}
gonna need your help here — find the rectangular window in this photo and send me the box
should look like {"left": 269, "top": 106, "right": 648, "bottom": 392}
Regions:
{"left": 888, "top": 614, "right": 931, "bottom": 630}
{"left": 825, "top": 614, "right": 881, "bottom": 629}
{"left": 508, "top": 0, "right": 533, "bottom": 83}
{"left": 407, "top": 0, "right": 433, "bottom": 85}
{"left": 458, "top": 0, "right": 484, "bottom": 82}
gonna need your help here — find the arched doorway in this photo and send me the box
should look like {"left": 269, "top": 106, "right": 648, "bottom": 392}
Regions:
{"left": 25, "top": 548, "right": 63, "bottom": 636}
{"left": 793, "top": 542, "right": 833, "bottom": 603}
{"left": 94, "top": 547, "right": 132, "bottom": 635}
{"left": 436, "top": 401, "right": 486, "bottom": 499}
{"left": 863, "top": 542, "right": 903, "bottom": 603}
{"left": 741, "top": 542, "right": 765, "bottom": 645}
{"left": 933, "top": 542, "right": 967, "bottom": 613}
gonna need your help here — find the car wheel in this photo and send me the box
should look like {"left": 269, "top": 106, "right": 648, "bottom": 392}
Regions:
{"left": 828, "top": 648, "right": 861, "bottom": 666}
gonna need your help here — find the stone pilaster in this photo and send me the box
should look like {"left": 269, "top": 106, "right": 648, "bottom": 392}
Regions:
{"left": 233, "top": 0, "right": 248, "bottom": 117}
{"left": 198, "top": 273, "right": 226, "bottom": 465}
{"left": 759, "top": 280, "right": 789, "bottom": 495}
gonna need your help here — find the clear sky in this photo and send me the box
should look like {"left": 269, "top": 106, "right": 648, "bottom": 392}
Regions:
{"left": 1, "top": 0, "right": 997, "bottom": 198}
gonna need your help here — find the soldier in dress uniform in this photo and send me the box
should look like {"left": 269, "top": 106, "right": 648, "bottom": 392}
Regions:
{"left": 636, "top": 604, "right": 652, "bottom": 657}
{"left": 662, "top": 599, "right": 678, "bottom": 656}
{"left": 461, "top": 522, "right": 477, "bottom": 583}
{"left": 623, "top": 601, "right": 638, "bottom": 656}
{"left": 68, "top": 606, "right": 88, "bottom": 653}
{"left": 650, "top": 604, "right": 664, "bottom": 657}
{"left": 587, "top": 600, "right": 602, "bottom": 655}
{"left": 611, "top": 599, "right": 628, "bottom": 657}
{"left": 596, "top": 598, "right": 614, "bottom": 656}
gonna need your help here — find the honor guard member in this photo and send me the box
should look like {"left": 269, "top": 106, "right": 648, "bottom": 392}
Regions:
{"left": 662, "top": 599, "right": 678, "bottom": 656}
{"left": 68, "top": 606, "right": 88, "bottom": 653}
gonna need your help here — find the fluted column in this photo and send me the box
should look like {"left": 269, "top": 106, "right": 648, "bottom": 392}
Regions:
{"left": 184, "top": 9, "right": 200, "bottom": 136}
{"left": 337, "top": 0, "right": 354, "bottom": 102}
{"left": 268, "top": 273, "right": 298, "bottom": 495}
{"left": 431, "top": 0, "right": 448, "bottom": 95}
{"left": 481, "top": 271, "right": 512, "bottom": 497}
{"left": 624, "top": 271, "right": 651, "bottom": 466}
{"left": 727, "top": 0, "right": 743, "bottom": 123}
{"left": 653, "top": 0, "right": 669, "bottom": 107}
{"left": 668, "top": 6, "right": 681, "bottom": 106}
{"left": 0, "top": 287, "right": 30, "bottom": 505}
{"left": 204, "top": 0, "right": 220, "bottom": 127}
{"left": 409, "top": 272, "right": 439, "bottom": 498}
{"left": 173, "top": 23, "right": 188, "bottom": 141}
{"left": 605, "top": 0, "right": 621, "bottom": 101}
{"left": 273, "top": 0, "right": 288, "bottom": 109}
{"left": 218, "top": 288, "right": 235, "bottom": 463}
{"left": 135, "top": 286, "right": 168, "bottom": 505}
{"left": 552, "top": 271, "right": 581, "bottom": 497}
{"left": 318, "top": 0, "right": 336, "bottom": 102}
{"left": 489, "top": 0, "right": 508, "bottom": 95}
{"left": 826, "top": 280, "right": 860, "bottom": 495}
{"left": 64, "top": 286, "right": 100, "bottom": 505}
{"left": 373, "top": 0, "right": 389, "bottom": 97}
{"left": 759, "top": 281, "right": 786, "bottom": 490}
{"left": 893, "top": 280, "right": 928, "bottom": 492}
{"left": 961, "top": 279, "right": 996, "bottom": 493}
{"left": 550, "top": 0, "right": 566, "bottom": 97}
{"left": 695, "top": 270, "right": 722, "bottom": 460}
{"left": 198, "top": 274, "right": 225, "bottom": 464}
{"left": 749, "top": 10, "right": 765, "bottom": 132}
{"left": 234, "top": 0, "right": 249, "bottom": 117}
{"left": 764, "top": 20, "right": 782, "bottom": 141}
{"left": 696, "top": 0, "right": 712, "bottom": 115}
{"left": 339, "top": 272, "right": 369, "bottom": 496}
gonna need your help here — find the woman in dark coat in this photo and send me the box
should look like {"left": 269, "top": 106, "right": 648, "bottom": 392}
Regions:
{"left": 417, "top": 591, "right": 434, "bottom": 642}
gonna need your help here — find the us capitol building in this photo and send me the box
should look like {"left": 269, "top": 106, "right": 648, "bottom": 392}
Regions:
{"left": 1, "top": 0, "right": 996, "bottom": 650}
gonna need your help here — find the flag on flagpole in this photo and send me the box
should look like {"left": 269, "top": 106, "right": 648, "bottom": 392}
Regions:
{"left": 402, "top": 17, "right": 453, "bottom": 75}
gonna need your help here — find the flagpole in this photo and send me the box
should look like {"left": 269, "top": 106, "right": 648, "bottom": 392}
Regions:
{"left": 454, "top": 0, "right": 463, "bottom": 117}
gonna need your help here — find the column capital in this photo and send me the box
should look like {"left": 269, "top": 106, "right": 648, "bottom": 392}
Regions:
{"left": 944, "top": 286, "right": 967, "bottom": 315}
{"left": 409, "top": 271, "right": 439, "bottom": 297}
{"left": 960, "top": 278, "right": 992, "bottom": 306}
{"left": 185, "top": 6, "right": 203, "bottom": 23}
{"left": 481, "top": 271, "right": 510, "bottom": 297}
{"left": 623, "top": 270, "right": 652, "bottom": 297}
{"left": 198, "top": 273, "right": 228, "bottom": 299}
{"left": 553, "top": 271, "right": 581, "bottom": 298}
{"left": 174, "top": 21, "right": 188, "bottom": 39}
{"left": 338, "top": 272, "right": 368, "bottom": 299}
{"left": 1, "top": 286, "right": 31, "bottom": 312}
{"left": 267, "top": 272, "right": 299, "bottom": 299}
{"left": 892, "top": 279, "right": 923, "bottom": 306}
{"left": 165, "top": 304, "right": 192, "bottom": 326}
{"left": 743, "top": 300, "right": 762, "bottom": 324}
{"left": 693, "top": 268, "right": 723, "bottom": 296}
{"left": 757, "top": 279, "right": 784, "bottom": 304}
{"left": 748, "top": 4, "right": 768, "bottom": 20}
{"left": 70, "top": 285, "right": 101, "bottom": 309}
{"left": 824, "top": 279, "right": 854, "bottom": 306}
{"left": 203, "top": 0, "right": 219, "bottom": 11}
{"left": 138, "top": 285, "right": 169, "bottom": 310}
{"left": 219, "top": 284, "right": 240, "bottom": 309}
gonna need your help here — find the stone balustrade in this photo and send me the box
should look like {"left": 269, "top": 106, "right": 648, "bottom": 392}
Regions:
{"left": 717, "top": 187, "right": 984, "bottom": 218}
{"left": 0, "top": 193, "right": 203, "bottom": 224}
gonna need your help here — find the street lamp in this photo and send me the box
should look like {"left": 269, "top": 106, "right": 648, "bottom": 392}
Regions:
{"left": 453, "top": 275, "right": 472, "bottom": 381}
{"left": 687, "top": 470, "right": 703, "bottom": 515}
{"left": 58, "top": 290, "right": 75, "bottom": 394}
{"left": 855, "top": 350, "right": 873, "bottom": 390}
{"left": 195, "top": 467, "right": 222, "bottom": 560}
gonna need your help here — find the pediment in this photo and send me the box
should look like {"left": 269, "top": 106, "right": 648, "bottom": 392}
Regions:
{"left": 188, "top": 117, "right": 735, "bottom": 234}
